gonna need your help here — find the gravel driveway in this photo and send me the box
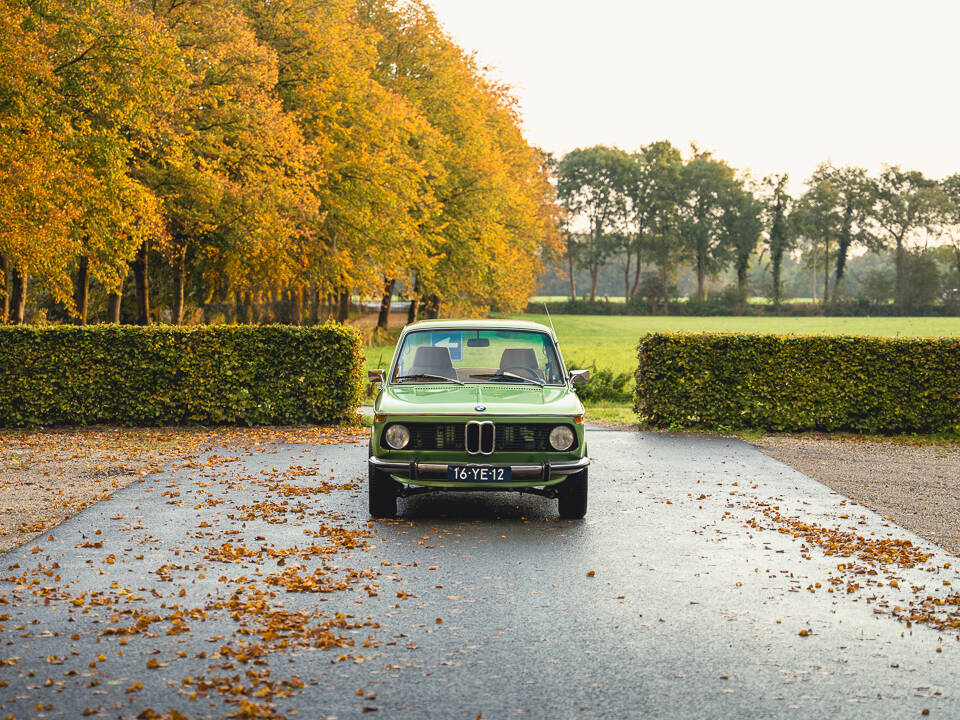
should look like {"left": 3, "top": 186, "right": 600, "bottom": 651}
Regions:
{"left": 755, "top": 436, "right": 960, "bottom": 556}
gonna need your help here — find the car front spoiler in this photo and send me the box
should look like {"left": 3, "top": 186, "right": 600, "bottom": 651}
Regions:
{"left": 369, "top": 456, "right": 589, "bottom": 484}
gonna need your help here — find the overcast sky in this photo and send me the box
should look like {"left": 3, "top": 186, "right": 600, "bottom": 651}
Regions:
{"left": 427, "top": 0, "right": 959, "bottom": 185}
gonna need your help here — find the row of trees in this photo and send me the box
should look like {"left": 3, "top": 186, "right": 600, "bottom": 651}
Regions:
{"left": 557, "top": 144, "right": 960, "bottom": 310}
{"left": 0, "top": 0, "right": 559, "bottom": 326}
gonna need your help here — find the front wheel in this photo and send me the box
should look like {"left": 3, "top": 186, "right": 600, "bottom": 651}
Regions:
{"left": 369, "top": 463, "right": 398, "bottom": 518}
{"left": 558, "top": 467, "right": 588, "bottom": 519}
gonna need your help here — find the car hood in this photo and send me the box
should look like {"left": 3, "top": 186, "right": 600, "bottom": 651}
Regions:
{"left": 377, "top": 384, "right": 583, "bottom": 417}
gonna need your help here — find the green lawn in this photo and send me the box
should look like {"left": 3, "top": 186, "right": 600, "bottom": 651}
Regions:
{"left": 363, "top": 313, "right": 960, "bottom": 427}
{"left": 521, "top": 314, "right": 960, "bottom": 374}
{"left": 364, "top": 314, "right": 960, "bottom": 376}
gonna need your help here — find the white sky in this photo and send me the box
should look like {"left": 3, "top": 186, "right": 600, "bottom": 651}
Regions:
{"left": 427, "top": 0, "right": 960, "bottom": 185}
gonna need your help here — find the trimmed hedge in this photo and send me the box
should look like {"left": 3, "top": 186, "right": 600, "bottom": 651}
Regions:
{"left": 0, "top": 324, "right": 364, "bottom": 427}
{"left": 635, "top": 333, "right": 960, "bottom": 433}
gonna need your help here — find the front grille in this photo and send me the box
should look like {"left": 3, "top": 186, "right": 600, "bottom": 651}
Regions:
{"left": 497, "top": 424, "right": 552, "bottom": 451}
{"left": 403, "top": 423, "right": 464, "bottom": 451}
{"left": 386, "top": 422, "right": 578, "bottom": 453}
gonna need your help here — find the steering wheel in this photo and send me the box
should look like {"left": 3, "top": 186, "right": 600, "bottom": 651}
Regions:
{"left": 499, "top": 365, "right": 540, "bottom": 380}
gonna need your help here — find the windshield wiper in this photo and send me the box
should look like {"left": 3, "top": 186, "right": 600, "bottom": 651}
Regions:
{"left": 395, "top": 373, "right": 464, "bottom": 385}
{"left": 470, "top": 372, "right": 544, "bottom": 386}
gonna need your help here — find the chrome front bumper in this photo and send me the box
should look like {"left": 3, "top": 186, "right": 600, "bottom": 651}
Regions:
{"left": 369, "top": 456, "right": 589, "bottom": 483}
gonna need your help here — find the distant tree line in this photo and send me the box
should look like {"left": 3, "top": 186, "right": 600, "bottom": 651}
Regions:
{"left": 556, "top": 144, "right": 960, "bottom": 313}
{"left": 0, "top": 0, "right": 559, "bottom": 326}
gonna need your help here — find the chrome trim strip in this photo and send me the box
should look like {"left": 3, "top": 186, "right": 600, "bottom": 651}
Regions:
{"left": 370, "top": 456, "right": 589, "bottom": 481}
{"left": 465, "top": 420, "right": 495, "bottom": 455}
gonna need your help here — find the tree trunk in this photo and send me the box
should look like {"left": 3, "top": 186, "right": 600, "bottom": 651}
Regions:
{"left": 336, "top": 290, "right": 350, "bottom": 323}
{"left": 659, "top": 265, "right": 670, "bottom": 314}
{"left": 833, "top": 207, "right": 854, "bottom": 304}
{"left": 172, "top": 255, "right": 186, "bottom": 326}
{"left": 407, "top": 277, "right": 420, "bottom": 324}
{"left": 107, "top": 278, "right": 123, "bottom": 324}
{"left": 811, "top": 256, "right": 817, "bottom": 302}
{"left": 244, "top": 291, "right": 254, "bottom": 324}
{"left": 422, "top": 294, "right": 440, "bottom": 319}
{"left": 73, "top": 255, "right": 90, "bottom": 325}
{"left": 310, "top": 285, "right": 321, "bottom": 324}
{"left": 696, "top": 250, "right": 706, "bottom": 302}
{"left": 630, "top": 249, "right": 643, "bottom": 297}
{"left": 10, "top": 266, "right": 27, "bottom": 324}
{"left": 623, "top": 254, "right": 631, "bottom": 301}
{"left": 377, "top": 278, "right": 395, "bottom": 330}
{"left": 894, "top": 237, "right": 905, "bottom": 308}
{"left": 0, "top": 254, "right": 8, "bottom": 324}
{"left": 132, "top": 242, "right": 150, "bottom": 325}
{"left": 823, "top": 236, "right": 830, "bottom": 305}
{"left": 771, "top": 255, "right": 782, "bottom": 311}
{"left": 567, "top": 252, "right": 576, "bottom": 299}
{"left": 295, "top": 287, "right": 304, "bottom": 325}
{"left": 589, "top": 265, "right": 599, "bottom": 302}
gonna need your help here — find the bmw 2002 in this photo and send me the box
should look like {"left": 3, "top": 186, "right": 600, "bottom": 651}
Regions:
{"left": 367, "top": 319, "right": 590, "bottom": 519}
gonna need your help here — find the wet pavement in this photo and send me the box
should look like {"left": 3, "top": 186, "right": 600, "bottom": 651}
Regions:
{"left": 1, "top": 427, "right": 958, "bottom": 719}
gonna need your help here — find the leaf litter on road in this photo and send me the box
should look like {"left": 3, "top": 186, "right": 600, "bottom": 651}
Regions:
{"left": 0, "top": 425, "right": 423, "bottom": 719}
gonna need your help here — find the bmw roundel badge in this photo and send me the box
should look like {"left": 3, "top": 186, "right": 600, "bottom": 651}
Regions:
{"left": 475, "top": 405, "right": 486, "bottom": 412}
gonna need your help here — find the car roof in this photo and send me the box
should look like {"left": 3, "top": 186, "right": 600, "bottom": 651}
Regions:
{"left": 403, "top": 318, "right": 554, "bottom": 336}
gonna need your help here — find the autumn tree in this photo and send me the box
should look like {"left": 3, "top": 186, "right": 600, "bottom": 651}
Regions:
{"left": 1, "top": 0, "right": 560, "bottom": 324}
{"left": 0, "top": 0, "right": 83, "bottom": 323}
{"left": 360, "top": 0, "right": 558, "bottom": 318}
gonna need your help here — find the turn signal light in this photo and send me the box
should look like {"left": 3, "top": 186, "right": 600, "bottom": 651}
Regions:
{"left": 573, "top": 415, "right": 585, "bottom": 424}
{"left": 375, "top": 414, "right": 386, "bottom": 423}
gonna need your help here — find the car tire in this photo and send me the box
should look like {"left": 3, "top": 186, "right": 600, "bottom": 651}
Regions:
{"left": 369, "top": 462, "right": 398, "bottom": 519}
{"left": 558, "top": 467, "right": 588, "bottom": 519}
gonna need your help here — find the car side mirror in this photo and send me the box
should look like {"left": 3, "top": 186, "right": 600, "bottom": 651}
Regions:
{"left": 569, "top": 369, "right": 590, "bottom": 384}
{"left": 368, "top": 369, "right": 386, "bottom": 385}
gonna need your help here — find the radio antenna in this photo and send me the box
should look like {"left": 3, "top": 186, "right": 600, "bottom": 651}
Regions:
{"left": 543, "top": 302, "right": 557, "bottom": 335}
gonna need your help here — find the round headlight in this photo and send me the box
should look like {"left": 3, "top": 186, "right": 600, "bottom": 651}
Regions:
{"left": 549, "top": 425, "right": 575, "bottom": 451}
{"left": 384, "top": 424, "right": 411, "bottom": 450}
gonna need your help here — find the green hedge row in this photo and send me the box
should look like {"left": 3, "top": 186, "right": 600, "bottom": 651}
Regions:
{"left": 635, "top": 333, "right": 960, "bottom": 433}
{"left": 0, "top": 325, "right": 364, "bottom": 427}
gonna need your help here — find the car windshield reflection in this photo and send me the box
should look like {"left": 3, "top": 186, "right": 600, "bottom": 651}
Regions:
{"left": 391, "top": 329, "right": 565, "bottom": 385}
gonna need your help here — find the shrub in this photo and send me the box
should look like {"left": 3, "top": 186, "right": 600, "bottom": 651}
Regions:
{"left": 0, "top": 324, "right": 364, "bottom": 427}
{"left": 566, "top": 358, "right": 634, "bottom": 404}
{"left": 635, "top": 332, "right": 960, "bottom": 433}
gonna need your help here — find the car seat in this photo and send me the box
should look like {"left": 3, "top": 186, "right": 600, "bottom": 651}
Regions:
{"left": 411, "top": 346, "right": 457, "bottom": 379}
{"left": 499, "top": 348, "right": 544, "bottom": 379}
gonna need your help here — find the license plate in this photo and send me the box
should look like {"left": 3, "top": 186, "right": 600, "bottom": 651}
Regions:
{"left": 447, "top": 465, "right": 512, "bottom": 483}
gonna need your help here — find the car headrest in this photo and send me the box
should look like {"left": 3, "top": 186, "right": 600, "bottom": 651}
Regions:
{"left": 412, "top": 346, "right": 455, "bottom": 376}
{"left": 499, "top": 348, "right": 539, "bottom": 370}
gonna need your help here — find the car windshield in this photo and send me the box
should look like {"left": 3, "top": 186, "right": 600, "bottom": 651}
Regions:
{"left": 392, "top": 329, "right": 565, "bottom": 385}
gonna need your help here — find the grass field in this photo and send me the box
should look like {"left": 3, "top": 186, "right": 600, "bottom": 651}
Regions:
{"left": 520, "top": 314, "right": 960, "bottom": 374}
{"left": 362, "top": 314, "right": 960, "bottom": 424}
{"left": 365, "top": 314, "right": 960, "bottom": 375}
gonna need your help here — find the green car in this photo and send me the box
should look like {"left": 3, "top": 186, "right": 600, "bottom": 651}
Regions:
{"left": 368, "top": 319, "right": 590, "bottom": 519}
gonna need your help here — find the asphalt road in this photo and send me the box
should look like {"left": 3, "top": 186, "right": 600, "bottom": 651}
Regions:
{"left": 1, "top": 428, "right": 959, "bottom": 719}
